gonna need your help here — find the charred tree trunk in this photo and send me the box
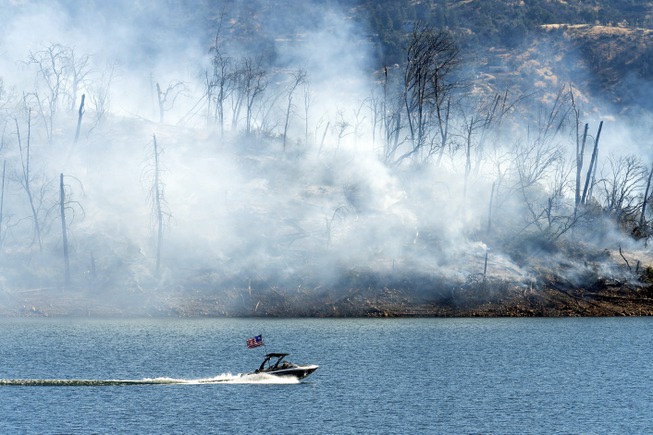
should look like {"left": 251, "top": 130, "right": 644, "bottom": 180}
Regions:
{"left": 575, "top": 123, "right": 589, "bottom": 208}
{"left": 639, "top": 164, "right": 653, "bottom": 229}
{"left": 586, "top": 121, "right": 603, "bottom": 204}
{"left": 152, "top": 134, "right": 163, "bottom": 277}
{"left": 60, "top": 173, "right": 70, "bottom": 287}
{"left": 581, "top": 121, "right": 603, "bottom": 205}
{"left": 400, "top": 24, "right": 459, "bottom": 165}
{"left": 156, "top": 83, "right": 165, "bottom": 123}
{"left": 463, "top": 118, "right": 473, "bottom": 200}
{"left": 283, "top": 70, "right": 305, "bottom": 152}
{"left": 74, "top": 93, "right": 85, "bottom": 144}
{"left": 16, "top": 110, "right": 42, "bottom": 251}
{"left": 436, "top": 97, "right": 450, "bottom": 167}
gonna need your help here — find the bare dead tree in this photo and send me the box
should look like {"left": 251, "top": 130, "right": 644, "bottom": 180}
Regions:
{"left": 14, "top": 108, "right": 43, "bottom": 251}
{"left": 144, "top": 134, "right": 170, "bottom": 277}
{"left": 504, "top": 88, "right": 581, "bottom": 241}
{"left": 333, "top": 110, "right": 351, "bottom": 154}
{"left": 242, "top": 58, "right": 267, "bottom": 135}
{"left": 89, "top": 62, "right": 115, "bottom": 129}
{"left": 398, "top": 23, "right": 459, "bottom": 165}
{"left": 207, "top": 30, "right": 234, "bottom": 135}
{"left": 568, "top": 84, "right": 588, "bottom": 212}
{"left": 598, "top": 154, "right": 646, "bottom": 220}
{"left": 537, "top": 85, "right": 574, "bottom": 146}
{"left": 575, "top": 123, "right": 589, "bottom": 208}
{"left": 24, "top": 90, "right": 54, "bottom": 145}
{"left": 518, "top": 150, "right": 562, "bottom": 240}
{"left": 155, "top": 81, "right": 186, "bottom": 124}
{"left": 383, "top": 64, "right": 388, "bottom": 148}
{"left": 64, "top": 47, "right": 91, "bottom": 112}
{"left": 462, "top": 115, "right": 478, "bottom": 199}
{"left": 435, "top": 96, "right": 451, "bottom": 166}
{"left": 25, "top": 44, "right": 92, "bottom": 143}
{"left": 471, "top": 90, "right": 519, "bottom": 175}
{"left": 514, "top": 141, "right": 562, "bottom": 190}
{"left": 380, "top": 70, "right": 405, "bottom": 163}
{"left": 255, "top": 89, "right": 284, "bottom": 138}
{"left": 228, "top": 58, "right": 264, "bottom": 133}
{"left": 57, "top": 173, "right": 84, "bottom": 288}
{"left": 325, "top": 206, "right": 351, "bottom": 249}
{"left": 283, "top": 69, "right": 306, "bottom": 151}
{"left": 581, "top": 121, "right": 603, "bottom": 204}
{"left": 351, "top": 101, "right": 367, "bottom": 149}
{"left": 74, "top": 94, "right": 85, "bottom": 144}
{"left": 153, "top": 134, "right": 163, "bottom": 276}
{"left": 639, "top": 163, "right": 653, "bottom": 229}
{"left": 366, "top": 90, "right": 382, "bottom": 151}
{"left": 512, "top": 87, "right": 575, "bottom": 193}
{"left": 316, "top": 118, "right": 330, "bottom": 155}
{"left": 542, "top": 158, "right": 577, "bottom": 240}
{"left": 229, "top": 58, "right": 268, "bottom": 134}
{"left": 230, "top": 66, "right": 245, "bottom": 131}
{"left": 59, "top": 173, "right": 70, "bottom": 287}
{"left": 510, "top": 155, "right": 576, "bottom": 243}
{"left": 302, "top": 80, "right": 313, "bottom": 147}
{"left": 26, "top": 44, "right": 67, "bottom": 120}
{"left": 380, "top": 65, "right": 405, "bottom": 162}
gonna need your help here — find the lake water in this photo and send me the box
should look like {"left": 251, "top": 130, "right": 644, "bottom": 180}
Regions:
{"left": 0, "top": 317, "right": 652, "bottom": 433}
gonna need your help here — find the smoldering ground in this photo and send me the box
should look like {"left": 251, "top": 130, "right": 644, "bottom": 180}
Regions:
{"left": 0, "top": 1, "right": 651, "bottom": 316}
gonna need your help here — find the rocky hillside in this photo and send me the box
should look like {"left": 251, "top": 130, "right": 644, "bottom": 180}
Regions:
{"left": 2, "top": 1, "right": 653, "bottom": 317}
{"left": 544, "top": 24, "right": 653, "bottom": 108}
{"left": 462, "top": 23, "right": 653, "bottom": 114}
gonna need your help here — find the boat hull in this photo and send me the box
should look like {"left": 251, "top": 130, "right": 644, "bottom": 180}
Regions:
{"left": 257, "top": 364, "right": 319, "bottom": 380}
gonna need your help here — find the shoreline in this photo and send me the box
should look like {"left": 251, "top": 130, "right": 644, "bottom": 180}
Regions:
{"left": 3, "top": 282, "right": 652, "bottom": 318}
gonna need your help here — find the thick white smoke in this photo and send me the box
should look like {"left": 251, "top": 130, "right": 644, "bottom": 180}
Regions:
{"left": 0, "top": 0, "right": 649, "bottom": 315}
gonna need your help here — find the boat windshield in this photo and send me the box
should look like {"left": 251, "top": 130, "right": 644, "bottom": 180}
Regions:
{"left": 259, "top": 354, "right": 288, "bottom": 371}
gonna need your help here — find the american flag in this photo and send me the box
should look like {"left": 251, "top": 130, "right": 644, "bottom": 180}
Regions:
{"left": 246, "top": 335, "right": 264, "bottom": 349}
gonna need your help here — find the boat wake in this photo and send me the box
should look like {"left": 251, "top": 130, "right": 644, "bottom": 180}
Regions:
{"left": 0, "top": 373, "right": 301, "bottom": 387}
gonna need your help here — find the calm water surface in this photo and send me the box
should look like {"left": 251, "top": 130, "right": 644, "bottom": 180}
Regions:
{"left": 0, "top": 317, "right": 651, "bottom": 434}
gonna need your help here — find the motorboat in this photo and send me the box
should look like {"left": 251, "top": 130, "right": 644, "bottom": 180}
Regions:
{"left": 252, "top": 353, "right": 318, "bottom": 380}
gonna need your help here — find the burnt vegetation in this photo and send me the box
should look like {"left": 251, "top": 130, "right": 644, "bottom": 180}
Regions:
{"left": 1, "top": 1, "right": 653, "bottom": 316}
